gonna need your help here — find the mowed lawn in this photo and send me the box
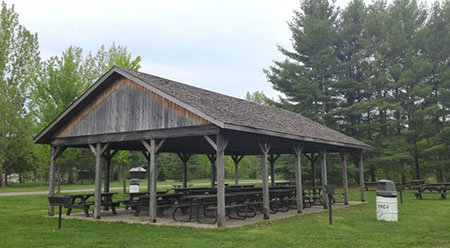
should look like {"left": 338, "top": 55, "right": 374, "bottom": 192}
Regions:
{"left": 0, "top": 190, "right": 449, "bottom": 248}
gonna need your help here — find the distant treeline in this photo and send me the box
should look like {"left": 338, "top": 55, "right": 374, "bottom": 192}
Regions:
{"left": 259, "top": 0, "right": 450, "bottom": 183}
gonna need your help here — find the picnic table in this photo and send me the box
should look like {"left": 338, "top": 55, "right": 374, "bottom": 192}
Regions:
{"left": 172, "top": 184, "right": 193, "bottom": 189}
{"left": 132, "top": 193, "right": 183, "bottom": 217}
{"left": 173, "top": 188, "right": 296, "bottom": 223}
{"left": 303, "top": 186, "right": 324, "bottom": 206}
{"left": 123, "top": 191, "right": 168, "bottom": 210}
{"left": 66, "top": 192, "right": 119, "bottom": 217}
{"left": 414, "top": 183, "right": 449, "bottom": 200}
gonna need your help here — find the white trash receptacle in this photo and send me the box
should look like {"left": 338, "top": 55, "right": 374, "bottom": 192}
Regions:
{"left": 376, "top": 179, "right": 398, "bottom": 222}
{"left": 129, "top": 178, "right": 140, "bottom": 193}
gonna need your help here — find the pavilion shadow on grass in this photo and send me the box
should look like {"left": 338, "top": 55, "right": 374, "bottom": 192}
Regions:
{"left": 34, "top": 66, "right": 370, "bottom": 227}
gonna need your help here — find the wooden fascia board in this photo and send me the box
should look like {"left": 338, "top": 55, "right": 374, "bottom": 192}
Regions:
{"left": 51, "top": 124, "right": 220, "bottom": 147}
{"left": 223, "top": 123, "right": 370, "bottom": 151}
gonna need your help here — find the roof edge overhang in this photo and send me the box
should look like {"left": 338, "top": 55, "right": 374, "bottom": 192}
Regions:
{"left": 33, "top": 66, "right": 225, "bottom": 144}
{"left": 223, "top": 123, "right": 371, "bottom": 151}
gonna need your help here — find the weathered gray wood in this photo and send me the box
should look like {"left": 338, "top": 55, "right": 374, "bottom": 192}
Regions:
{"left": 93, "top": 143, "right": 102, "bottom": 219}
{"left": 203, "top": 135, "right": 217, "bottom": 151}
{"left": 141, "top": 139, "right": 165, "bottom": 222}
{"left": 341, "top": 152, "right": 349, "bottom": 205}
{"left": 311, "top": 154, "right": 317, "bottom": 187}
{"left": 52, "top": 124, "right": 220, "bottom": 147}
{"left": 260, "top": 142, "right": 270, "bottom": 220}
{"left": 58, "top": 79, "right": 210, "bottom": 138}
{"left": 177, "top": 153, "right": 191, "bottom": 188}
{"left": 268, "top": 154, "right": 280, "bottom": 186}
{"left": 207, "top": 154, "right": 217, "bottom": 188}
{"left": 320, "top": 149, "right": 328, "bottom": 209}
{"left": 231, "top": 155, "right": 244, "bottom": 185}
{"left": 216, "top": 133, "right": 227, "bottom": 227}
{"left": 294, "top": 146, "right": 304, "bottom": 213}
{"left": 48, "top": 146, "right": 65, "bottom": 216}
{"left": 359, "top": 152, "right": 365, "bottom": 202}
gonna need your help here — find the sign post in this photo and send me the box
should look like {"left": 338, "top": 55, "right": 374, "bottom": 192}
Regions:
{"left": 324, "top": 184, "right": 336, "bottom": 226}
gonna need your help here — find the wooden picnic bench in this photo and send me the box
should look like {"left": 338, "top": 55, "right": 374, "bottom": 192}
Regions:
{"left": 66, "top": 193, "right": 119, "bottom": 217}
{"left": 414, "top": 183, "right": 449, "bottom": 200}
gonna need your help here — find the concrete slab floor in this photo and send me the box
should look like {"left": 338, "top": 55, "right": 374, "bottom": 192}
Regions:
{"left": 56, "top": 201, "right": 364, "bottom": 228}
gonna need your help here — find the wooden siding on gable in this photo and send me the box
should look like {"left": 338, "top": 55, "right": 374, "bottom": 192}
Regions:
{"left": 56, "top": 77, "right": 210, "bottom": 138}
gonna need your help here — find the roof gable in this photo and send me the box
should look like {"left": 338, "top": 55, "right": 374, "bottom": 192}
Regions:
{"left": 35, "top": 66, "right": 369, "bottom": 149}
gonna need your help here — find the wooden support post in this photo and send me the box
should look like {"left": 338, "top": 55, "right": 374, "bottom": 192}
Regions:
{"left": 48, "top": 146, "right": 65, "bottom": 216}
{"left": 268, "top": 154, "right": 280, "bottom": 186}
{"left": 311, "top": 153, "right": 317, "bottom": 187}
{"left": 89, "top": 143, "right": 109, "bottom": 219}
{"left": 320, "top": 149, "right": 328, "bottom": 209}
{"left": 359, "top": 152, "right": 365, "bottom": 202}
{"left": 231, "top": 155, "right": 244, "bottom": 185}
{"left": 207, "top": 154, "right": 217, "bottom": 188}
{"left": 204, "top": 134, "right": 228, "bottom": 227}
{"left": 177, "top": 153, "right": 191, "bottom": 188}
{"left": 216, "top": 133, "right": 227, "bottom": 227}
{"left": 294, "top": 146, "right": 304, "bottom": 214}
{"left": 341, "top": 152, "right": 349, "bottom": 205}
{"left": 260, "top": 142, "right": 271, "bottom": 220}
{"left": 142, "top": 139, "right": 165, "bottom": 223}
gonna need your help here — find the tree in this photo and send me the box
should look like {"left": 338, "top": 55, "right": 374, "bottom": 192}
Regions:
{"left": 0, "top": 2, "right": 40, "bottom": 186}
{"left": 264, "top": 0, "right": 340, "bottom": 124}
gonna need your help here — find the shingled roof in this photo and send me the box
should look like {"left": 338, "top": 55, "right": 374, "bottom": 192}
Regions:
{"left": 118, "top": 66, "right": 369, "bottom": 149}
{"left": 34, "top": 66, "right": 369, "bottom": 150}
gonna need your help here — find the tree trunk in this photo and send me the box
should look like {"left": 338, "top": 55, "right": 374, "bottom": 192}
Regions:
{"left": 368, "top": 164, "right": 376, "bottom": 182}
{"left": 4, "top": 173, "right": 8, "bottom": 186}
{"left": 409, "top": 133, "right": 420, "bottom": 180}
{"left": 0, "top": 166, "right": 3, "bottom": 187}
{"left": 68, "top": 168, "right": 74, "bottom": 184}
{"left": 437, "top": 166, "right": 443, "bottom": 183}
{"left": 19, "top": 173, "right": 22, "bottom": 184}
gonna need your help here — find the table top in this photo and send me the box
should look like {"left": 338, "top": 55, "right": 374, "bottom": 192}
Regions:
{"left": 69, "top": 192, "right": 117, "bottom": 197}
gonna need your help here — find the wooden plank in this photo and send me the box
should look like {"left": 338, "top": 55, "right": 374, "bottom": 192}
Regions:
{"left": 341, "top": 152, "right": 349, "bottom": 205}
{"left": 94, "top": 143, "right": 102, "bottom": 219}
{"left": 52, "top": 124, "right": 220, "bottom": 147}
{"left": 207, "top": 154, "right": 216, "bottom": 188}
{"left": 231, "top": 155, "right": 244, "bottom": 185}
{"left": 203, "top": 135, "right": 217, "bottom": 151}
{"left": 321, "top": 149, "right": 328, "bottom": 209}
{"left": 149, "top": 139, "right": 157, "bottom": 223}
{"left": 260, "top": 142, "right": 270, "bottom": 220}
{"left": 268, "top": 154, "right": 280, "bottom": 186}
{"left": 294, "top": 146, "right": 304, "bottom": 214}
{"left": 48, "top": 146, "right": 57, "bottom": 216}
{"left": 216, "top": 133, "right": 226, "bottom": 227}
{"left": 224, "top": 123, "right": 370, "bottom": 150}
{"left": 359, "top": 152, "right": 365, "bottom": 202}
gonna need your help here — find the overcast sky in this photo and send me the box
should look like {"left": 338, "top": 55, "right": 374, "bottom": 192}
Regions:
{"left": 4, "top": 0, "right": 431, "bottom": 99}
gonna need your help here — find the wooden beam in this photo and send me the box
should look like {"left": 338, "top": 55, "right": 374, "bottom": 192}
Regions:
{"left": 260, "top": 141, "right": 270, "bottom": 220}
{"left": 207, "top": 154, "right": 217, "bottom": 188}
{"left": 294, "top": 146, "right": 304, "bottom": 214}
{"left": 94, "top": 143, "right": 102, "bottom": 219}
{"left": 268, "top": 154, "right": 280, "bottom": 186}
{"left": 341, "top": 151, "right": 349, "bottom": 205}
{"left": 216, "top": 133, "right": 227, "bottom": 227}
{"left": 51, "top": 124, "right": 220, "bottom": 147}
{"left": 177, "top": 153, "right": 191, "bottom": 188}
{"left": 231, "top": 155, "right": 244, "bottom": 185}
{"left": 203, "top": 135, "right": 217, "bottom": 151}
{"left": 359, "top": 152, "right": 365, "bottom": 202}
{"left": 320, "top": 149, "right": 328, "bottom": 209}
{"left": 48, "top": 146, "right": 65, "bottom": 216}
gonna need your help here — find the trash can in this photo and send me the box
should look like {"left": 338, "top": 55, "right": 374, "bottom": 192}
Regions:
{"left": 129, "top": 178, "right": 140, "bottom": 193}
{"left": 376, "top": 179, "right": 398, "bottom": 222}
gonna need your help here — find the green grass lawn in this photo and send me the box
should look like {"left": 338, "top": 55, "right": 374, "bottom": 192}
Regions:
{"left": 0, "top": 189, "right": 449, "bottom": 247}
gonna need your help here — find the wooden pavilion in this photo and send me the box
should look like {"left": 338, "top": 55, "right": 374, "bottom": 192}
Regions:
{"left": 34, "top": 66, "right": 370, "bottom": 227}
